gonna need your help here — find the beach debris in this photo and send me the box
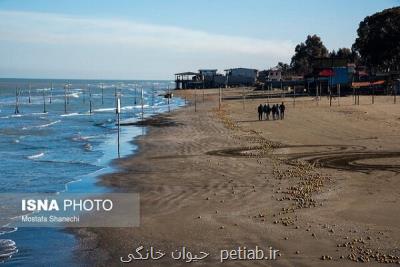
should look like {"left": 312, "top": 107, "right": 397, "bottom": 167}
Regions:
{"left": 321, "top": 255, "right": 333, "bottom": 260}
{"left": 312, "top": 233, "right": 316, "bottom": 238}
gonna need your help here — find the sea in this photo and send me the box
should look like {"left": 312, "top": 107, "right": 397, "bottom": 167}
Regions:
{"left": 0, "top": 78, "right": 184, "bottom": 266}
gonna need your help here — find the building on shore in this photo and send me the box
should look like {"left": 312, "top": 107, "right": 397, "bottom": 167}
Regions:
{"left": 174, "top": 72, "right": 202, "bottom": 89}
{"left": 175, "top": 68, "right": 257, "bottom": 89}
{"left": 267, "top": 67, "right": 282, "bottom": 81}
{"left": 224, "top": 68, "right": 258, "bottom": 86}
{"left": 199, "top": 69, "right": 226, "bottom": 88}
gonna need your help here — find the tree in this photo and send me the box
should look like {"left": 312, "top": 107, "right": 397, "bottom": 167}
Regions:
{"left": 276, "top": 62, "right": 291, "bottom": 73}
{"left": 291, "top": 34, "right": 329, "bottom": 75}
{"left": 353, "top": 7, "right": 400, "bottom": 72}
{"left": 329, "top": 47, "right": 361, "bottom": 64}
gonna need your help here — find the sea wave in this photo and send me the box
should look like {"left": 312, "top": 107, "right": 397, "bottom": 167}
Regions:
{"left": 35, "top": 120, "right": 61, "bottom": 128}
{"left": 68, "top": 92, "right": 80, "bottom": 98}
{"left": 60, "top": 113, "right": 87, "bottom": 117}
{"left": 0, "top": 239, "right": 18, "bottom": 262}
{"left": 27, "top": 152, "right": 44, "bottom": 159}
{"left": 94, "top": 104, "right": 149, "bottom": 112}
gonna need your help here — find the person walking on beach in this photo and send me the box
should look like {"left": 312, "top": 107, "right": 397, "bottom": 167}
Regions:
{"left": 263, "top": 103, "right": 268, "bottom": 120}
{"left": 279, "top": 102, "right": 286, "bottom": 120}
{"left": 271, "top": 104, "right": 276, "bottom": 120}
{"left": 266, "top": 104, "right": 271, "bottom": 120}
{"left": 257, "top": 104, "right": 263, "bottom": 121}
{"left": 275, "top": 104, "right": 280, "bottom": 119}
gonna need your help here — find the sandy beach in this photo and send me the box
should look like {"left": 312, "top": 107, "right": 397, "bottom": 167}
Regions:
{"left": 75, "top": 88, "right": 400, "bottom": 266}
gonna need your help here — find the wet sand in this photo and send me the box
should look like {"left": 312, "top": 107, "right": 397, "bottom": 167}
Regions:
{"left": 75, "top": 89, "right": 400, "bottom": 266}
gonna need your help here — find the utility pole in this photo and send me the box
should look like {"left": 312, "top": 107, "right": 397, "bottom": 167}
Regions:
{"left": 194, "top": 87, "right": 197, "bottom": 112}
{"left": 242, "top": 87, "right": 245, "bottom": 110}
{"left": 219, "top": 87, "right": 222, "bottom": 110}
{"left": 372, "top": 85, "right": 375, "bottom": 104}
{"left": 293, "top": 85, "right": 296, "bottom": 107}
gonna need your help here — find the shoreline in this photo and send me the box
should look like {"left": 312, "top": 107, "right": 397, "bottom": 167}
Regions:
{"left": 74, "top": 89, "right": 400, "bottom": 266}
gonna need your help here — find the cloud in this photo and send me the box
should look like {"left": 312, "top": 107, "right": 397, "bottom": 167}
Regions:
{"left": 0, "top": 10, "right": 293, "bottom": 56}
{"left": 0, "top": 10, "right": 294, "bottom": 78}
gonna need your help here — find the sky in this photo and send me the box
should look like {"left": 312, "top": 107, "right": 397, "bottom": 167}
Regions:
{"left": 0, "top": 0, "right": 398, "bottom": 80}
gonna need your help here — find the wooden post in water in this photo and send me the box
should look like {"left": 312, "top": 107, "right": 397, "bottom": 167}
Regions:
{"left": 89, "top": 87, "right": 92, "bottom": 115}
{"left": 141, "top": 87, "right": 144, "bottom": 122}
{"left": 101, "top": 83, "right": 104, "bottom": 105}
{"left": 83, "top": 84, "right": 86, "bottom": 103}
{"left": 14, "top": 87, "right": 20, "bottom": 114}
{"left": 152, "top": 84, "right": 155, "bottom": 107}
{"left": 116, "top": 95, "right": 121, "bottom": 158}
{"left": 134, "top": 85, "right": 137, "bottom": 105}
{"left": 66, "top": 83, "right": 70, "bottom": 104}
{"left": 42, "top": 89, "right": 46, "bottom": 113}
{"left": 167, "top": 85, "right": 171, "bottom": 113}
{"left": 49, "top": 82, "right": 53, "bottom": 104}
{"left": 28, "top": 83, "right": 31, "bottom": 104}
{"left": 114, "top": 87, "right": 117, "bottom": 109}
{"left": 338, "top": 84, "right": 340, "bottom": 106}
{"left": 64, "top": 85, "right": 67, "bottom": 114}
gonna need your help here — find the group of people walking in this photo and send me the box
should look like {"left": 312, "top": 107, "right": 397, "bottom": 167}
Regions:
{"left": 257, "top": 102, "right": 285, "bottom": 121}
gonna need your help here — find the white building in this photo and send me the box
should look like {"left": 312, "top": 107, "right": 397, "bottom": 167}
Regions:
{"left": 267, "top": 68, "right": 282, "bottom": 81}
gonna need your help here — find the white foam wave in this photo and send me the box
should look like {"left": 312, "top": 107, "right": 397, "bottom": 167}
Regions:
{"left": 0, "top": 227, "right": 17, "bottom": 236}
{"left": 60, "top": 113, "right": 87, "bottom": 117}
{"left": 93, "top": 107, "right": 114, "bottom": 112}
{"left": 68, "top": 92, "right": 80, "bottom": 98}
{"left": 27, "top": 152, "right": 44, "bottom": 159}
{"left": 35, "top": 120, "right": 61, "bottom": 128}
{"left": 0, "top": 239, "right": 18, "bottom": 262}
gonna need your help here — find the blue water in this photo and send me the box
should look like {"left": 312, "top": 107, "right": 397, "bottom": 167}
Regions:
{"left": 0, "top": 79, "right": 183, "bottom": 266}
